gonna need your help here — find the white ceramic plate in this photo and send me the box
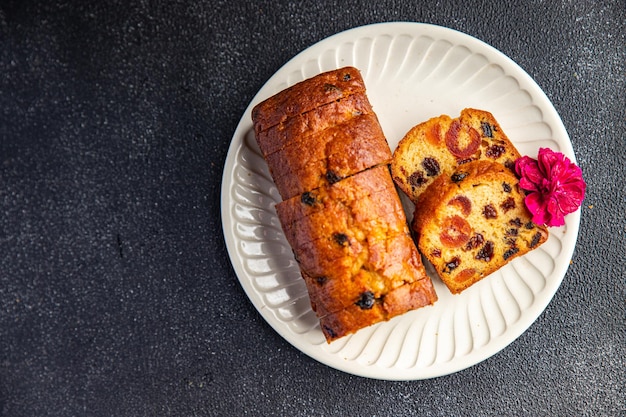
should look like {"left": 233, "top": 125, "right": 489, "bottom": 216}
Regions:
{"left": 221, "top": 22, "right": 580, "bottom": 380}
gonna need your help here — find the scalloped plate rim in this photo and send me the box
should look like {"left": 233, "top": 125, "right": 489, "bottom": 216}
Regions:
{"left": 220, "top": 22, "right": 581, "bottom": 380}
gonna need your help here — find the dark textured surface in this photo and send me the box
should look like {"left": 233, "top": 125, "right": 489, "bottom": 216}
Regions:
{"left": 0, "top": 0, "right": 624, "bottom": 416}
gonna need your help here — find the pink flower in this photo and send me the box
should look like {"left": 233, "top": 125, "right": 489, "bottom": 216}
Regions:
{"left": 515, "top": 148, "right": 586, "bottom": 227}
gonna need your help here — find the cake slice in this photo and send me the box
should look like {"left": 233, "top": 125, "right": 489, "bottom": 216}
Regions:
{"left": 317, "top": 278, "right": 438, "bottom": 341}
{"left": 391, "top": 108, "right": 521, "bottom": 205}
{"left": 412, "top": 160, "right": 548, "bottom": 294}
{"left": 275, "top": 165, "right": 404, "bottom": 244}
{"left": 275, "top": 166, "right": 437, "bottom": 341}
{"left": 255, "top": 92, "right": 374, "bottom": 157}
{"left": 252, "top": 66, "right": 366, "bottom": 135}
{"left": 266, "top": 113, "right": 391, "bottom": 200}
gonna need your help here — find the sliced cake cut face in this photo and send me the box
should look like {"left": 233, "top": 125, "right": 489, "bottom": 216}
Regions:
{"left": 412, "top": 161, "right": 549, "bottom": 294}
{"left": 391, "top": 108, "right": 521, "bottom": 205}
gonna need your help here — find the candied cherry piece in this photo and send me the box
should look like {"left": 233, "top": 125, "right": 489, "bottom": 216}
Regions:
{"left": 439, "top": 215, "right": 471, "bottom": 248}
{"left": 447, "top": 195, "right": 472, "bottom": 216}
{"left": 454, "top": 268, "right": 477, "bottom": 282}
{"left": 445, "top": 119, "right": 481, "bottom": 159}
{"left": 425, "top": 123, "right": 442, "bottom": 145}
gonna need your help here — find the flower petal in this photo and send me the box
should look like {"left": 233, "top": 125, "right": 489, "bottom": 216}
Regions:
{"left": 516, "top": 148, "right": 585, "bottom": 227}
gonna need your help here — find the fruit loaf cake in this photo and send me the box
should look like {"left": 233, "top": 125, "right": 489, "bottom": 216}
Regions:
{"left": 275, "top": 166, "right": 436, "bottom": 339}
{"left": 411, "top": 160, "right": 549, "bottom": 294}
{"left": 251, "top": 67, "right": 438, "bottom": 342}
{"left": 391, "top": 108, "right": 521, "bottom": 205}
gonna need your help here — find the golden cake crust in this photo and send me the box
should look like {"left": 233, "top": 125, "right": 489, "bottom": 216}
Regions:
{"left": 317, "top": 278, "right": 438, "bottom": 341}
{"left": 252, "top": 67, "right": 366, "bottom": 134}
{"left": 299, "top": 232, "right": 429, "bottom": 317}
{"left": 275, "top": 166, "right": 436, "bottom": 323}
{"left": 255, "top": 92, "right": 374, "bottom": 157}
{"left": 266, "top": 114, "right": 391, "bottom": 200}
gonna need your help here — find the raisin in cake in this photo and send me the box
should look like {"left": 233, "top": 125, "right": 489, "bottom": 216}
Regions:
{"left": 391, "top": 108, "right": 521, "bottom": 205}
{"left": 411, "top": 160, "right": 549, "bottom": 294}
{"left": 252, "top": 67, "right": 437, "bottom": 342}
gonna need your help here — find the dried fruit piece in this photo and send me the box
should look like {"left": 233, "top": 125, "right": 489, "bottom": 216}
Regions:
{"left": 506, "top": 228, "right": 519, "bottom": 237}
{"left": 530, "top": 232, "right": 543, "bottom": 248}
{"left": 301, "top": 191, "right": 316, "bottom": 206}
{"left": 455, "top": 268, "right": 477, "bottom": 282}
{"left": 451, "top": 172, "right": 468, "bottom": 182}
{"left": 503, "top": 247, "right": 519, "bottom": 260}
{"left": 325, "top": 170, "right": 341, "bottom": 184}
{"left": 445, "top": 119, "right": 481, "bottom": 159}
{"left": 425, "top": 123, "right": 441, "bottom": 145}
{"left": 447, "top": 195, "right": 472, "bottom": 216}
{"left": 486, "top": 144, "right": 506, "bottom": 158}
{"left": 439, "top": 215, "right": 472, "bottom": 248}
{"left": 333, "top": 233, "right": 349, "bottom": 246}
{"left": 408, "top": 170, "right": 427, "bottom": 188}
{"left": 355, "top": 291, "right": 375, "bottom": 309}
{"left": 476, "top": 241, "right": 495, "bottom": 261}
{"left": 464, "top": 233, "right": 485, "bottom": 251}
{"left": 500, "top": 197, "right": 516, "bottom": 212}
{"left": 483, "top": 204, "right": 498, "bottom": 219}
{"left": 443, "top": 257, "right": 461, "bottom": 273}
{"left": 481, "top": 122, "right": 494, "bottom": 138}
{"left": 422, "top": 157, "right": 440, "bottom": 177}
